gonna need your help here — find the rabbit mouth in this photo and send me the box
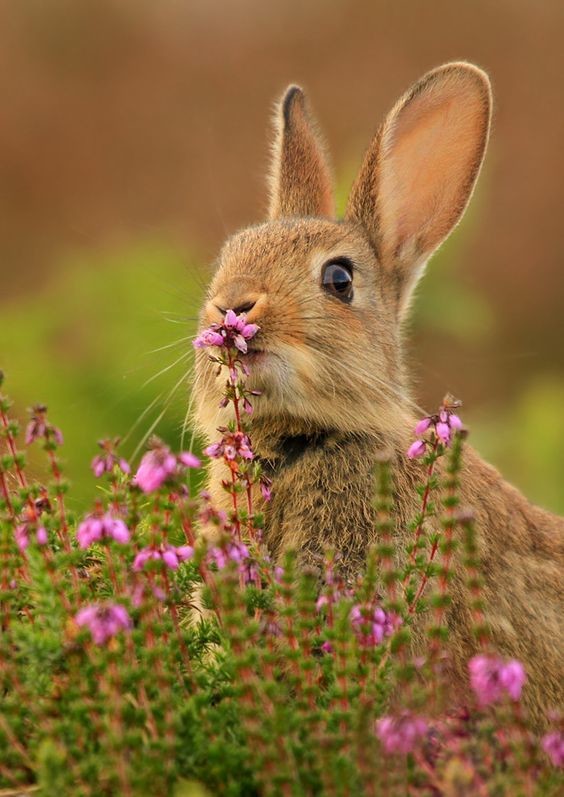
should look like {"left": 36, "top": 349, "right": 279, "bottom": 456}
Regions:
{"left": 244, "top": 348, "right": 270, "bottom": 364}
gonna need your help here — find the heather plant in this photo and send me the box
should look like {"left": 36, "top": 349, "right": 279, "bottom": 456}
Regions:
{"left": 0, "top": 316, "right": 563, "bottom": 796}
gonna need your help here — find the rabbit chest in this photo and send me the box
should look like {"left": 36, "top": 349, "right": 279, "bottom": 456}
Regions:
{"left": 258, "top": 431, "right": 391, "bottom": 579}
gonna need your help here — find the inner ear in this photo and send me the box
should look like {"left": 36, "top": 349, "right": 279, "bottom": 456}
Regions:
{"left": 346, "top": 63, "right": 491, "bottom": 306}
{"left": 268, "top": 85, "right": 334, "bottom": 220}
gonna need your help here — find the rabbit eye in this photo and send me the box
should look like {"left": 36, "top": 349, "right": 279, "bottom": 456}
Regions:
{"left": 321, "top": 259, "right": 353, "bottom": 302}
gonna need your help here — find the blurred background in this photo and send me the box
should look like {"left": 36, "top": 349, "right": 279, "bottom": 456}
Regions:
{"left": 1, "top": 0, "right": 563, "bottom": 512}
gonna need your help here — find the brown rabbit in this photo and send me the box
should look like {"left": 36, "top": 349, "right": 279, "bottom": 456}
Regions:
{"left": 193, "top": 62, "right": 563, "bottom": 728}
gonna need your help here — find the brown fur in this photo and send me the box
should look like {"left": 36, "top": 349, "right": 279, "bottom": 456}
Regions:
{"left": 193, "top": 63, "right": 563, "bottom": 728}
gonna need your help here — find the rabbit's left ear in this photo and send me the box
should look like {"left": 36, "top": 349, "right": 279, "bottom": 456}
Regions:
{"left": 346, "top": 62, "right": 491, "bottom": 315}
{"left": 268, "top": 86, "right": 334, "bottom": 219}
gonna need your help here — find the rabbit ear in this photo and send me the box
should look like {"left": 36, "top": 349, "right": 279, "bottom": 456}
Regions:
{"left": 346, "top": 62, "right": 491, "bottom": 314}
{"left": 268, "top": 85, "right": 334, "bottom": 219}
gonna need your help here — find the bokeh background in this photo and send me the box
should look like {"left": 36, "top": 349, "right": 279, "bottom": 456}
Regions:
{"left": 1, "top": 0, "right": 563, "bottom": 512}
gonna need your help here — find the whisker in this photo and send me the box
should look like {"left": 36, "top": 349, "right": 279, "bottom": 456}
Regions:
{"left": 130, "top": 369, "right": 190, "bottom": 461}
{"left": 121, "top": 389, "right": 167, "bottom": 447}
{"left": 145, "top": 336, "right": 192, "bottom": 355}
{"left": 141, "top": 350, "right": 192, "bottom": 389}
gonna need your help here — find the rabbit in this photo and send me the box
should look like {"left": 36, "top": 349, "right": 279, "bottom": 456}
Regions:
{"left": 193, "top": 62, "right": 563, "bottom": 729}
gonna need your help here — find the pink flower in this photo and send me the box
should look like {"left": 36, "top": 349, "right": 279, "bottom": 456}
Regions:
{"left": 91, "top": 438, "right": 130, "bottom": 477}
{"left": 25, "top": 404, "right": 63, "bottom": 446}
{"left": 469, "top": 655, "right": 526, "bottom": 705}
{"left": 179, "top": 452, "right": 201, "bottom": 468}
{"left": 205, "top": 431, "right": 254, "bottom": 462}
{"left": 193, "top": 329, "right": 224, "bottom": 349}
{"left": 133, "top": 544, "right": 194, "bottom": 571}
{"left": 75, "top": 603, "right": 132, "bottom": 645}
{"left": 351, "top": 604, "right": 397, "bottom": 647}
{"left": 260, "top": 477, "right": 272, "bottom": 502}
{"left": 15, "top": 523, "right": 48, "bottom": 551}
{"left": 436, "top": 421, "right": 451, "bottom": 444}
{"left": 193, "top": 310, "right": 260, "bottom": 353}
{"left": 135, "top": 445, "right": 177, "bottom": 492}
{"left": 407, "top": 440, "right": 426, "bottom": 459}
{"left": 208, "top": 542, "right": 250, "bottom": 569}
{"left": 77, "top": 513, "right": 130, "bottom": 549}
{"left": 134, "top": 440, "right": 199, "bottom": 493}
{"left": 542, "top": 731, "right": 564, "bottom": 767}
{"left": 415, "top": 417, "right": 432, "bottom": 436}
{"left": 449, "top": 413, "right": 463, "bottom": 431}
{"left": 376, "top": 714, "right": 428, "bottom": 754}
{"left": 499, "top": 659, "right": 527, "bottom": 700}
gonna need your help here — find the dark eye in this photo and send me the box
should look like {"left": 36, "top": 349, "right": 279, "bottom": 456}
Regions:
{"left": 322, "top": 259, "right": 353, "bottom": 302}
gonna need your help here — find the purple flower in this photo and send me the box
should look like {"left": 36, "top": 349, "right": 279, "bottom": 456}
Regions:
{"left": 179, "top": 452, "right": 201, "bottom": 468}
{"left": 260, "top": 477, "right": 272, "bottom": 502}
{"left": 15, "top": 523, "right": 48, "bottom": 551}
{"left": 25, "top": 404, "right": 63, "bottom": 446}
{"left": 77, "top": 513, "right": 130, "bottom": 549}
{"left": 415, "top": 417, "right": 432, "bottom": 436}
{"left": 134, "top": 440, "right": 200, "bottom": 493}
{"left": 376, "top": 714, "right": 428, "bottom": 755}
{"left": 208, "top": 541, "right": 250, "bottom": 570}
{"left": 36, "top": 526, "right": 48, "bottom": 545}
{"left": 321, "top": 641, "right": 333, "bottom": 654}
{"left": 193, "top": 310, "right": 260, "bottom": 353}
{"left": 436, "top": 421, "right": 451, "bottom": 444}
{"left": 407, "top": 440, "right": 426, "bottom": 459}
{"left": 410, "top": 403, "right": 465, "bottom": 457}
{"left": 205, "top": 431, "right": 254, "bottom": 462}
{"left": 469, "top": 655, "right": 526, "bottom": 705}
{"left": 135, "top": 444, "right": 177, "bottom": 492}
{"left": 351, "top": 604, "right": 397, "bottom": 647}
{"left": 91, "top": 438, "right": 130, "bottom": 477}
{"left": 133, "top": 544, "right": 194, "bottom": 572}
{"left": 499, "top": 659, "right": 527, "bottom": 701}
{"left": 542, "top": 731, "right": 564, "bottom": 767}
{"left": 75, "top": 603, "right": 132, "bottom": 645}
{"left": 193, "top": 328, "right": 225, "bottom": 349}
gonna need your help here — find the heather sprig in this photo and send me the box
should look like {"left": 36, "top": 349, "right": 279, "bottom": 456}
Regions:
{"left": 0, "top": 344, "right": 562, "bottom": 796}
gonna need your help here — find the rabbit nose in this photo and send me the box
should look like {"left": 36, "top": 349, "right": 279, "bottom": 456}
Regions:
{"left": 214, "top": 299, "right": 256, "bottom": 316}
{"left": 208, "top": 291, "right": 266, "bottom": 323}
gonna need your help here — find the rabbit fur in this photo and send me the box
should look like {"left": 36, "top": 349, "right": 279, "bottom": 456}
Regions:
{"left": 193, "top": 63, "right": 563, "bottom": 729}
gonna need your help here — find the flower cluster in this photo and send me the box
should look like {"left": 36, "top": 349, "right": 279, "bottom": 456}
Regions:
{"left": 77, "top": 512, "right": 130, "bottom": 549}
{"left": 134, "top": 438, "right": 200, "bottom": 493}
{"left": 407, "top": 400, "right": 464, "bottom": 459}
{"left": 350, "top": 603, "right": 398, "bottom": 647}
{"left": 25, "top": 404, "right": 64, "bottom": 446}
{"left": 75, "top": 603, "right": 132, "bottom": 645}
{"left": 376, "top": 713, "right": 428, "bottom": 754}
{"left": 469, "top": 654, "right": 526, "bottom": 705}
{"left": 91, "top": 437, "right": 131, "bottom": 477}
{"left": 542, "top": 731, "right": 564, "bottom": 767}
{"left": 193, "top": 309, "right": 259, "bottom": 354}
{"left": 208, "top": 541, "right": 250, "bottom": 570}
{"left": 133, "top": 544, "right": 194, "bottom": 572}
{"left": 205, "top": 430, "right": 253, "bottom": 462}
{"left": 15, "top": 522, "right": 48, "bottom": 551}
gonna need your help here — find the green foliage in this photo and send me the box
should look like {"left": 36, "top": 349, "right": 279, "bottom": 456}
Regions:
{"left": 1, "top": 241, "right": 205, "bottom": 508}
{"left": 0, "top": 375, "right": 562, "bottom": 795}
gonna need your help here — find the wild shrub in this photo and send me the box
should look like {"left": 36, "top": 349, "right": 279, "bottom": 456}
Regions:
{"left": 0, "top": 317, "right": 562, "bottom": 795}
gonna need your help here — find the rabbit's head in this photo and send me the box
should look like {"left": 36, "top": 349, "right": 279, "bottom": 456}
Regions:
{"left": 194, "top": 63, "right": 491, "bottom": 441}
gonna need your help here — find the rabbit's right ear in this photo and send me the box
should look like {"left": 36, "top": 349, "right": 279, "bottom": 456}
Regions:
{"left": 346, "top": 63, "right": 491, "bottom": 316}
{"left": 268, "top": 86, "right": 334, "bottom": 220}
